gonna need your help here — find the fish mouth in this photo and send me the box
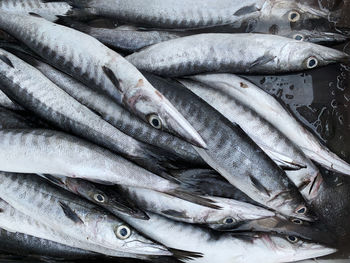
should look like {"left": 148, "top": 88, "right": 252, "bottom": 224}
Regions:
{"left": 292, "top": 245, "right": 337, "bottom": 261}
{"left": 307, "top": 31, "right": 349, "bottom": 43}
{"left": 122, "top": 240, "right": 172, "bottom": 256}
{"left": 159, "top": 100, "right": 207, "bottom": 148}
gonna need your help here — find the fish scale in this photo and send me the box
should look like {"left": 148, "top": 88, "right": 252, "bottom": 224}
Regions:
{"left": 143, "top": 73, "right": 314, "bottom": 221}
{"left": 0, "top": 172, "right": 172, "bottom": 258}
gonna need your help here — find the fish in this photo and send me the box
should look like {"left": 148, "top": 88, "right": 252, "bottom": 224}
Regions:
{"left": 40, "top": 174, "right": 149, "bottom": 220}
{"left": 219, "top": 216, "right": 337, "bottom": 245}
{"left": 0, "top": 13, "right": 206, "bottom": 148}
{"left": 0, "top": 172, "right": 173, "bottom": 258}
{"left": 277, "top": 29, "right": 349, "bottom": 44}
{"left": 0, "top": 129, "right": 216, "bottom": 208}
{"left": 0, "top": 48, "right": 191, "bottom": 176}
{"left": 143, "top": 73, "right": 315, "bottom": 221}
{"left": 9, "top": 50, "right": 204, "bottom": 167}
{"left": 0, "top": 197, "right": 168, "bottom": 259}
{"left": 0, "top": 228, "right": 99, "bottom": 259}
{"left": 179, "top": 78, "right": 322, "bottom": 200}
{"left": 118, "top": 212, "right": 336, "bottom": 263}
{"left": 126, "top": 33, "right": 349, "bottom": 76}
{"left": 0, "top": 90, "right": 22, "bottom": 111}
{"left": 58, "top": 18, "right": 186, "bottom": 52}
{"left": 58, "top": 0, "right": 264, "bottom": 29}
{"left": 116, "top": 185, "right": 274, "bottom": 227}
{"left": 0, "top": 0, "right": 72, "bottom": 22}
{"left": 0, "top": 107, "right": 35, "bottom": 129}
{"left": 188, "top": 73, "right": 350, "bottom": 175}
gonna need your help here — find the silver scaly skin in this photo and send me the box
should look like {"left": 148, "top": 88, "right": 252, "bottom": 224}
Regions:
{"left": 0, "top": 107, "right": 34, "bottom": 129}
{"left": 118, "top": 212, "right": 336, "bottom": 263}
{"left": 179, "top": 78, "right": 323, "bottom": 201}
{"left": 0, "top": 173, "right": 172, "bottom": 258}
{"left": 126, "top": 33, "right": 349, "bottom": 76}
{"left": 0, "top": 13, "right": 206, "bottom": 148}
{"left": 0, "top": 89, "right": 22, "bottom": 110}
{"left": 14, "top": 52, "right": 203, "bottom": 166}
{"left": 0, "top": 129, "right": 179, "bottom": 193}
{"left": 0, "top": 228, "right": 98, "bottom": 259}
{"left": 0, "top": 48, "right": 188, "bottom": 175}
{"left": 0, "top": 0, "right": 72, "bottom": 22}
{"left": 189, "top": 73, "right": 350, "bottom": 175}
{"left": 64, "top": 0, "right": 264, "bottom": 29}
{"left": 118, "top": 185, "right": 275, "bottom": 227}
{"left": 143, "top": 73, "right": 314, "bottom": 221}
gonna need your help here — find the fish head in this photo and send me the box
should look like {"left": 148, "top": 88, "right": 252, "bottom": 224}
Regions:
{"left": 110, "top": 222, "right": 172, "bottom": 256}
{"left": 257, "top": 233, "right": 336, "bottom": 262}
{"left": 120, "top": 73, "right": 206, "bottom": 148}
{"left": 263, "top": 0, "right": 330, "bottom": 26}
{"left": 279, "top": 40, "right": 349, "bottom": 70}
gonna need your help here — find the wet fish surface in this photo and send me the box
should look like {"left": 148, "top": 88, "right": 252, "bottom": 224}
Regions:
{"left": 0, "top": 13, "right": 206, "bottom": 148}
{"left": 127, "top": 33, "right": 349, "bottom": 76}
{"left": 143, "top": 73, "right": 314, "bottom": 221}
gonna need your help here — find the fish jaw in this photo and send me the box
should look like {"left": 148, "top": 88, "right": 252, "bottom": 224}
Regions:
{"left": 260, "top": 234, "right": 337, "bottom": 262}
{"left": 124, "top": 84, "right": 207, "bottom": 148}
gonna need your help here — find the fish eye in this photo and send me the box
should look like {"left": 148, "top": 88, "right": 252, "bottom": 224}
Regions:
{"left": 93, "top": 193, "right": 105, "bottom": 203}
{"left": 291, "top": 218, "right": 303, "bottom": 225}
{"left": 306, "top": 57, "right": 318, "bottom": 69}
{"left": 293, "top": 34, "right": 304, "bottom": 41}
{"left": 148, "top": 114, "right": 162, "bottom": 129}
{"left": 223, "top": 217, "right": 235, "bottom": 224}
{"left": 295, "top": 206, "right": 307, "bottom": 215}
{"left": 288, "top": 11, "right": 300, "bottom": 22}
{"left": 115, "top": 225, "right": 131, "bottom": 240}
{"left": 286, "top": 235, "right": 299, "bottom": 243}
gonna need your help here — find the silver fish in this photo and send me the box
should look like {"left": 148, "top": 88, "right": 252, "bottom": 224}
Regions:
{"left": 64, "top": 0, "right": 264, "bottom": 29}
{"left": 179, "top": 78, "right": 323, "bottom": 201}
{"left": 188, "top": 73, "right": 350, "bottom": 175}
{"left": 60, "top": 18, "right": 185, "bottom": 52}
{"left": 0, "top": 48, "right": 187, "bottom": 175}
{"left": 0, "top": 13, "right": 205, "bottom": 148}
{"left": 118, "top": 212, "right": 336, "bottom": 263}
{"left": 0, "top": 172, "right": 172, "bottom": 258}
{"left": 143, "top": 73, "right": 314, "bottom": 221}
{"left": 40, "top": 174, "right": 149, "bottom": 220}
{"left": 12, "top": 50, "right": 203, "bottom": 166}
{"left": 117, "top": 186, "right": 275, "bottom": 227}
{"left": 0, "top": 198, "right": 166, "bottom": 259}
{"left": 0, "top": 89, "right": 21, "bottom": 111}
{"left": 0, "top": 0, "right": 72, "bottom": 22}
{"left": 126, "top": 33, "right": 349, "bottom": 76}
{"left": 0, "top": 107, "right": 34, "bottom": 129}
{"left": 0, "top": 228, "right": 99, "bottom": 259}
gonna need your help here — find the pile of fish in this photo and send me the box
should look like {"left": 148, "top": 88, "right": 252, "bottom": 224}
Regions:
{"left": 0, "top": 0, "right": 349, "bottom": 262}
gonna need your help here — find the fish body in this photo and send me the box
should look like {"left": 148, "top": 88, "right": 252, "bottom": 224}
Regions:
{"left": 0, "top": 107, "right": 35, "bottom": 129}
{"left": 189, "top": 73, "right": 350, "bottom": 175}
{"left": 118, "top": 186, "right": 274, "bottom": 227}
{"left": 127, "top": 33, "right": 349, "bottom": 76}
{"left": 0, "top": 172, "right": 172, "bottom": 258}
{"left": 65, "top": 0, "right": 264, "bottom": 29}
{"left": 0, "top": 0, "right": 72, "bottom": 22}
{"left": 180, "top": 78, "right": 322, "bottom": 200}
{"left": 0, "top": 129, "right": 178, "bottom": 193}
{"left": 119, "top": 212, "right": 336, "bottom": 263}
{"left": 0, "top": 13, "right": 205, "bottom": 147}
{"left": 61, "top": 19, "right": 185, "bottom": 52}
{"left": 143, "top": 73, "right": 313, "bottom": 221}
{"left": 0, "top": 89, "right": 21, "bottom": 110}
{"left": 0, "top": 48, "right": 184, "bottom": 175}
{"left": 13, "top": 52, "right": 203, "bottom": 166}
{"left": 0, "top": 228, "right": 98, "bottom": 259}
